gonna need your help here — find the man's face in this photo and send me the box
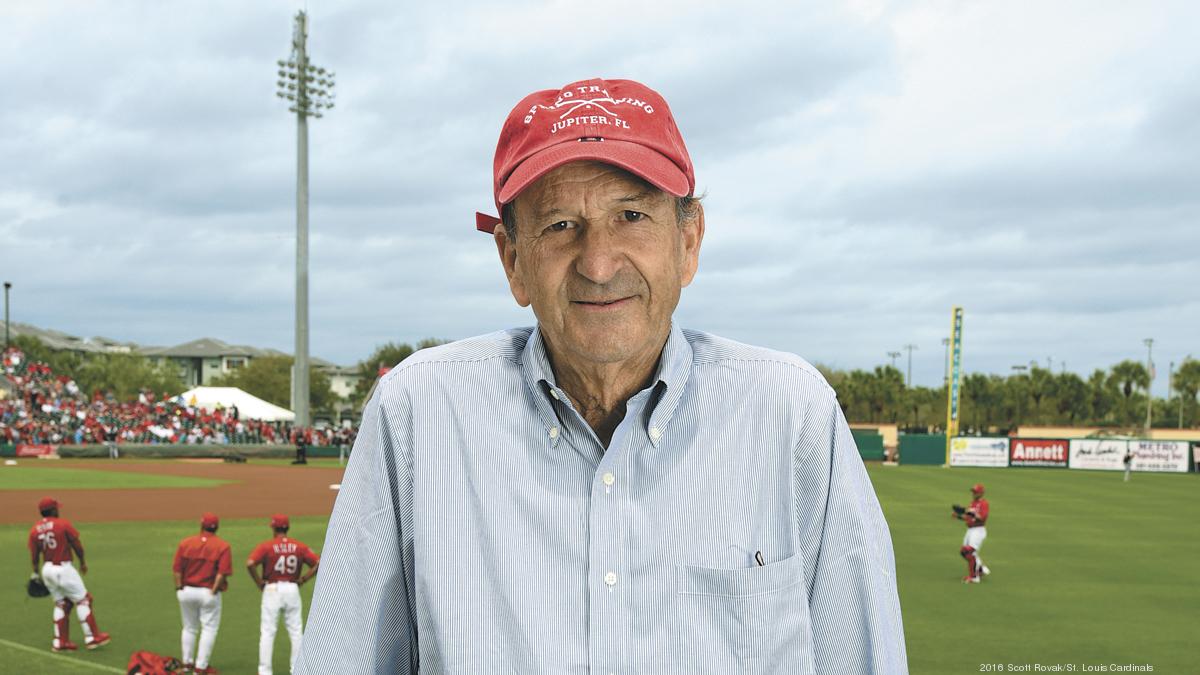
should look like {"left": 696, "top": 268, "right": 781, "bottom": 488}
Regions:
{"left": 495, "top": 161, "right": 704, "bottom": 367}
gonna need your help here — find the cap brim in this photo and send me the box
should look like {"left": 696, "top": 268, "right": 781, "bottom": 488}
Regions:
{"left": 497, "top": 139, "right": 691, "bottom": 206}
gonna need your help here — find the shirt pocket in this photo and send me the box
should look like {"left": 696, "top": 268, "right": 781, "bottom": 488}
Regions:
{"left": 674, "top": 553, "right": 814, "bottom": 675}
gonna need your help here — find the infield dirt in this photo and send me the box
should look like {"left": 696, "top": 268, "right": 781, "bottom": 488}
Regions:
{"left": 0, "top": 460, "right": 344, "bottom": 524}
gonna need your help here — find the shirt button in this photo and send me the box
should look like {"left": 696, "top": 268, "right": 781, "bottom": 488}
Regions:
{"left": 604, "top": 572, "right": 617, "bottom": 586}
{"left": 550, "top": 389, "right": 560, "bottom": 400}
{"left": 602, "top": 472, "right": 615, "bottom": 486}
{"left": 649, "top": 427, "right": 662, "bottom": 441}
{"left": 548, "top": 426, "right": 559, "bottom": 439}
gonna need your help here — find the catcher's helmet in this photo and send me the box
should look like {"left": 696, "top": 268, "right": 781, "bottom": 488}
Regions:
{"left": 971, "top": 483, "right": 985, "bottom": 496}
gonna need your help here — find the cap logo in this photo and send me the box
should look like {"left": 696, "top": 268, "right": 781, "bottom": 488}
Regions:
{"left": 522, "top": 84, "right": 655, "bottom": 135}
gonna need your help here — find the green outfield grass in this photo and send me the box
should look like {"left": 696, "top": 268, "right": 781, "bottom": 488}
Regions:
{"left": 872, "top": 465, "right": 1199, "bottom": 674}
{"left": 0, "top": 466, "right": 1195, "bottom": 673}
{"left": 0, "top": 466, "right": 230, "bottom": 491}
{"left": 0, "top": 516, "right": 327, "bottom": 674}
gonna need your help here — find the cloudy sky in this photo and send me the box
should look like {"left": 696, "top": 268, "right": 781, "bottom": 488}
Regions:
{"left": 1, "top": 0, "right": 1196, "bottom": 393}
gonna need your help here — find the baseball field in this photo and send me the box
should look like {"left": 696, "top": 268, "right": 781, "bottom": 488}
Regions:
{"left": 0, "top": 459, "right": 1196, "bottom": 674}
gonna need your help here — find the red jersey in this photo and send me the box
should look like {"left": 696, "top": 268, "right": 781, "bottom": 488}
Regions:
{"left": 174, "top": 533, "right": 232, "bottom": 589}
{"left": 965, "top": 498, "right": 989, "bottom": 528}
{"left": 28, "top": 517, "right": 81, "bottom": 565}
{"left": 247, "top": 536, "right": 319, "bottom": 583}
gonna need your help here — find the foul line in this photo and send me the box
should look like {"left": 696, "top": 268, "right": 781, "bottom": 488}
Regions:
{"left": 0, "top": 637, "right": 125, "bottom": 673}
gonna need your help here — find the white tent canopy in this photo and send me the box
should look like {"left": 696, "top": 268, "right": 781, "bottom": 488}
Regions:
{"left": 173, "top": 386, "right": 295, "bottom": 422}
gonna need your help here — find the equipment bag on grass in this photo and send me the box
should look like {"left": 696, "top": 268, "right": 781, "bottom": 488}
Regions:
{"left": 127, "top": 650, "right": 185, "bottom": 674}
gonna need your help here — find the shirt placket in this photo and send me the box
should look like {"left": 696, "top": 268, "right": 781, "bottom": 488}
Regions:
{"left": 585, "top": 390, "right": 649, "bottom": 675}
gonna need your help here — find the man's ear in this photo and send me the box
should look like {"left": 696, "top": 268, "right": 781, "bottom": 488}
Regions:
{"left": 679, "top": 202, "right": 705, "bottom": 288}
{"left": 494, "top": 224, "right": 531, "bottom": 307}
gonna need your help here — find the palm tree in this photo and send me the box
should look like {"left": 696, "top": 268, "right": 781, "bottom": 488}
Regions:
{"left": 1174, "top": 357, "right": 1200, "bottom": 427}
{"left": 1108, "top": 360, "right": 1150, "bottom": 426}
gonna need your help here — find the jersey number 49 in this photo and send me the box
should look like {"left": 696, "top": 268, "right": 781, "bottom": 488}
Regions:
{"left": 274, "top": 554, "right": 299, "bottom": 575}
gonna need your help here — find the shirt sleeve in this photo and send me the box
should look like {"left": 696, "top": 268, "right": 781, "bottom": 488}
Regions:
{"left": 295, "top": 379, "right": 417, "bottom": 675}
{"left": 173, "top": 543, "right": 184, "bottom": 573}
{"left": 218, "top": 544, "right": 233, "bottom": 576}
{"left": 246, "top": 542, "right": 265, "bottom": 566}
{"left": 65, "top": 522, "right": 82, "bottom": 552}
{"left": 797, "top": 395, "right": 908, "bottom": 674}
{"left": 302, "top": 543, "right": 319, "bottom": 566}
{"left": 28, "top": 527, "right": 39, "bottom": 555}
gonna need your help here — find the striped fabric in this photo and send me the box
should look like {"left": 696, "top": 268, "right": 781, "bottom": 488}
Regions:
{"left": 295, "top": 324, "right": 907, "bottom": 674}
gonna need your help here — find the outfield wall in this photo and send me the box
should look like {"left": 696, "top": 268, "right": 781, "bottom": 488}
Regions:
{"left": 851, "top": 429, "right": 885, "bottom": 461}
{"left": 3, "top": 443, "right": 350, "bottom": 459}
{"left": 898, "top": 434, "right": 1196, "bottom": 472}
{"left": 945, "top": 437, "right": 1194, "bottom": 472}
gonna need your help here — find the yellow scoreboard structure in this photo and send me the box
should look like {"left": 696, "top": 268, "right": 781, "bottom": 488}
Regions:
{"left": 944, "top": 306, "right": 964, "bottom": 466}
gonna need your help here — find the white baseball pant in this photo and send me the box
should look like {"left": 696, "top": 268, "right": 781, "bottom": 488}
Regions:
{"left": 42, "top": 562, "right": 97, "bottom": 646}
{"left": 963, "top": 526, "right": 988, "bottom": 573}
{"left": 42, "top": 561, "right": 87, "bottom": 603}
{"left": 177, "top": 586, "right": 222, "bottom": 669}
{"left": 259, "top": 581, "right": 304, "bottom": 675}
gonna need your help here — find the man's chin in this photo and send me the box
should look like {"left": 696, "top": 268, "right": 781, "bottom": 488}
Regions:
{"left": 560, "top": 328, "right": 647, "bottom": 365}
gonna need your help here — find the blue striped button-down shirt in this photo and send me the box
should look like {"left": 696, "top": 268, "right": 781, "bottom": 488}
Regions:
{"left": 296, "top": 324, "right": 907, "bottom": 674}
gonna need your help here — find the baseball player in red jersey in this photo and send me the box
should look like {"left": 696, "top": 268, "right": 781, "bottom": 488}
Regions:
{"left": 246, "top": 514, "right": 320, "bottom": 675}
{"left": 953, "top": 483, "right": 991, "bottom": 583}
{"left": 27, "top": 497, "right": 112, "bottom": 652}
{"left": 174, "top": 512, "right": 233, "bottom": 674}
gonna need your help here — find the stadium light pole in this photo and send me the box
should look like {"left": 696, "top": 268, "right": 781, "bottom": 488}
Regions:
{"left": 1143, "top": 338, "right": 1154, "bottom": 432}
{"left": 3, "top": 281, "right": 10, "bottom": 349}
{"left": 903, "top": 343, "right": 917, "bottom": 388}
{"left": 887, "top": 351, "right": 901, "bottom": 369}
{"left": 276, "top": 11, "right": 335, "bottom": 429}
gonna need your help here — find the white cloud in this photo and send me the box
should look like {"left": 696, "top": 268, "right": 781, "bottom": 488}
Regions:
{"left": 0, "top": 0, "right": 1196, "bottom": 397}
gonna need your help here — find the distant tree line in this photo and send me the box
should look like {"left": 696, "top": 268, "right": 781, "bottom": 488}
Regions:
{"left": 10, "top": 335, "right": 183, "bottom": 401}
{"left": 819, "top": 359, "right": 1200, "bottom": 433}
{"left": 7, "top": 334, "right": 450, "bottom": 418}
{"left": 12, "top": 332, "right": 1198, "bottom": 432}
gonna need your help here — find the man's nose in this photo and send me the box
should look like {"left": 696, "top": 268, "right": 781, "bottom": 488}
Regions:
{"left": 572, "top": 224, "right": 624, "bottom": 285}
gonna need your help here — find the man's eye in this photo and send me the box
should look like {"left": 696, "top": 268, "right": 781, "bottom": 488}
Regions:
{"left": 546, "top": 221, "right": 573, "bottom": 233}
{"left": 622, "top": 210, "right": 645, "bottom": 222}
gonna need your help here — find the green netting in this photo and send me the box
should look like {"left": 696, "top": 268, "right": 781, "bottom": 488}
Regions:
{"left": 899, "top": 434, "right": 946, "bottom": 465}
{"left": 850, "top": 430, "right": 885, "bottom": 461}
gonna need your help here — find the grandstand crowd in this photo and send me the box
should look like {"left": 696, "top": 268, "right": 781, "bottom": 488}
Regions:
{"left": 0, "top": 346, "right": 357, "bottom": 447}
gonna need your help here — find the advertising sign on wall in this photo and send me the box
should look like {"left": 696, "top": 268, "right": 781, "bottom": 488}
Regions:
{"left": 1068, "top": 439, "right": 1127, "bottom": 470}
{"left": 1010, "top": 439, "right": 1069, "bottom": 467}
{"left": 1129, "top": 440, "right": 1189, "bottom": 473}
{"left": 15, "top": 444, "right": 57, "bottom": 458}
{"left": 949, "top": 437, "right": 1009, "bottom": 467}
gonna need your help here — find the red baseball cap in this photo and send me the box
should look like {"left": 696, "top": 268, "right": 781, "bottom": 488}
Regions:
{"left": 200, "top": 512, "right": 219, "bottom": 528}
{"left": 38, "top": 496, "right": 59, "bottom": 512}
{"left": 971, "top": 483, "right": 985, "bottom": 495}
{"left": 270, "top": 514, "right": 290, "bottom": 529}
{"left": 476, "top": 77, "right": 695, "bottom": 234}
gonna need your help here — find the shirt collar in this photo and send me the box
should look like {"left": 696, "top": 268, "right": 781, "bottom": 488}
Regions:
{"left": 520, "top": 322, "right": 692, "bottom": 448}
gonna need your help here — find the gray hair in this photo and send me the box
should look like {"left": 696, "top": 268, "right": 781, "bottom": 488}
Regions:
{"left": 501, "top": 194, "right": 702, "bottom": 240}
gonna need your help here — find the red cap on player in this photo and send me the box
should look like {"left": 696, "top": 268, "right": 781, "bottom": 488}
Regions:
{"left": 200, "top": 512, "right": 219, "bottom": 528}
{"left": 971, "top": 483, "right": 985, "bottom": 495}
{"left": 475, "top": 77, "right": 695, "bottom": 234}
{"left": 38, "top": 496, "right": 59, "bottom": 512}
{"left": 270, "top": 514, "right": 289, "bottom": 529}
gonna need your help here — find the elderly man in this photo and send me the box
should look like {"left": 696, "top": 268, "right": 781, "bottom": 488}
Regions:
{"left": 297, "top": 77, "right": 907, "bottom": 674}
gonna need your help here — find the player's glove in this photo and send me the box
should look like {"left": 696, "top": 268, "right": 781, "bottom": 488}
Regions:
{"left": 27, "top": 573, "right": 50, "bottom": 598}
{"left": 952, "top": 504, "right": 966, "bottom": 517}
